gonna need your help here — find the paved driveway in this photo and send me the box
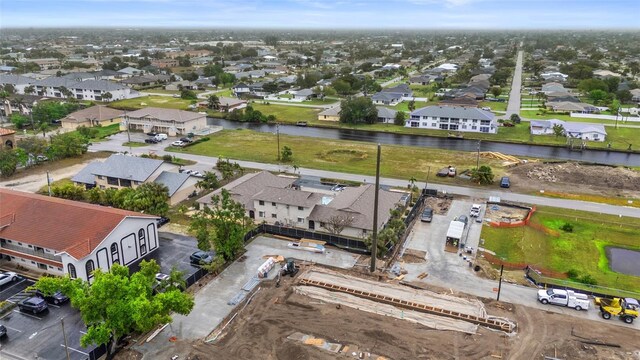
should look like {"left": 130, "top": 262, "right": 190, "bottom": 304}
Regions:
{"left": 397, "top": 199, "right": 638, "bottom": 329}
{"left": 135, "top": 235, "right": 359, "bottom": 359}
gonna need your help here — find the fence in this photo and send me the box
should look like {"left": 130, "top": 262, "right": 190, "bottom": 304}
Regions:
{"left": 185, "top": 267, "right": 209, "bottom": 288}
{"left": 88, "top": 344, "right": 107, "bottom": 360}
{"left": 244, "top": 223, "right": 369, "bottom": 253}
{"left": 525, "top": 266, "right": 640, "bottom": 300}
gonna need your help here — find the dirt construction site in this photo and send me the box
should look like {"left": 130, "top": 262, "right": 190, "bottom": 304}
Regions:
{"left": 171, "top": 264, "right": 640, "bottom": 360}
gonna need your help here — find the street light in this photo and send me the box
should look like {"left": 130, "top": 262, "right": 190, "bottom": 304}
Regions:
{"left": 29, "top": 317, "right": 71, "bottom": 360}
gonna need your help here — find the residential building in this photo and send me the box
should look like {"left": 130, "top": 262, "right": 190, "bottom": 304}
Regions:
{"left": 232, "top": 83, "right": 250, "bottom": 97}
{"left": 60, "top": 105, "right": 125, "bottom": 130}
{"left": 197, "top": 171, "right": 404, "bottom": 238}
{"left": 372, "top": 92, "right": 402, "bottom": 106}
{"left": 151, "top": 59, "right": 179, "bottom": 68}
{"left": 0, "top": 74, "right": 36, "bottom": 94}
{"left": 1, "top": 128, "right": 16, "bottom": 149}
{"left": 0, "top": 188, "right": 159, "bottom": 281}
{"left": 294, "top": 88, "right": 314, "bottom": 100}
{"left": 376, "top": 107, "right": 398, "bottom": 124}
{"left": 407, "top": 105, "right": 497, "bottom": 134}
{"left": 72, "top": 154, "right": 198, "bottom": 204}
{"left": 318, "top": 106, "right": 341, "bottom": 122}
{"left": 381, "top": 83, "right": 413, "bottom": 98}
{"left": 548, "top": 102, "right": 599, "bottom": 113}
{"left": 123, "top": 107, "right": 207, "bottom": 136}
{"left": 541, "top": 82, "right": 566, "bottom": 95}
{"left": 530, "top": 119, "right": 606, "bottom": 142}
{"left": 630, "top": 88, "right": 640, "bottom": 103}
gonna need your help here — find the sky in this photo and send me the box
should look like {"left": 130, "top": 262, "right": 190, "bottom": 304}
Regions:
{"left": 1, "top": 0, "right": 639, "bottom": 29}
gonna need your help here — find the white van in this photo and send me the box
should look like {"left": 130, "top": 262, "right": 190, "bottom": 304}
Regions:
{"left": 155, "top": 133, "right": 168, "bottom": 141}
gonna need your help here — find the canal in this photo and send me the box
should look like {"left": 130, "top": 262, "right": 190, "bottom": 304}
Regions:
{"left": 208, "top": 118, "right": 640, "bottom": 166}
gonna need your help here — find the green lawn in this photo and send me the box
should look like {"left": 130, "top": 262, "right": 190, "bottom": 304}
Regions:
{"left": 144, "top": 87, "right": 205, "bottom": 95}
{"left": 478, "top": 101, "right": 507, "bottom": 112}
{"left": 519, "top": 110, "right": 625, "bottom": 124}
{"left": 109, "top": 96, "right": 193, "bottom": 111}
{"left": 216, "top": 88, "right": 234, "bottom": 98}
{"left": 250, "top": 103, "right": 320, "bottom": 123}
{"left": 481, "top": 206, "right": 640, "bottom": 293}
{"left": 123, "top": 141, "right": 148, "bottom": 147}
{"left": 168, "top": 129, "right": 506, "bottom": 184}
{"left": 91, "top": 123, "right": 121, "bottom": 139}
{"left": 409, "top": 85, "right": 435, "bottom": 98}
{"left": 392, "top": 101, "right": 434, "bottom": 112}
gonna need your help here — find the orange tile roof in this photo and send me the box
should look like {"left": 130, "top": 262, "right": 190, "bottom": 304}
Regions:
{"left": 0, "top": 128, "right": 16, "bottom": 136}
{"left": 0, "top": 189, "right": 157, "bottom": 260}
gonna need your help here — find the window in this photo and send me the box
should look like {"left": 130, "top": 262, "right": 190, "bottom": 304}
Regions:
{"left": 97, "top": 175, "right": 104, "bottom": 180}
{"left": 410, "top": 121, "right": 419, "bottom": 128}
{"left": 107, "top": 177, "right": 119, "bottom": 186}
{"left": 28, "top": 245, "right": 32, "bottom": 248}
{"left": 259, "top": 200, "right": 264, "bottom": 206}
{"left": 362, "top": 229, "right": 367, "bottom": 235}
{"left": 480, "top": 127, "right": 490, "bottom": 133}
{"left": 138, "top": 229, "right": 147, "bottom": 255}
{"left": 120, "top": 179, "right": 132, "bottom": 188}
{"left": 449, "top": 124, "right": 459, "bottom": 130}
{"left": 68, "top": 264, "right": 77, "bottom": 278}
{"left": 439, "top": 124, "right": 449, "bottom": 130}
{"left": 298, "top": 206, "right": 304, "bottom": 211}
{"left": 422, "top": 122, "right": 428, "bottom": 127}
{"left": 320, "top": 222, "right": 325, "bottom": 227}
{"left": 18, "top": 242, "right": 22, "bottom": 246}
{"left": 472, "top": 126, "right": 477, "bottom": 130}
{"left": 297, "top": 217, "right": 304, "bottom": 223}
{"left": 86, "top": 260, "right": 95, "bottom": 281}
{"left": 462, "top": 125, "right": 467, "bottom": 129}
{"left": 272, "top": 202, "right": 277, "bottom": 207}
{"left": 259, "top": 211, "right": 265, "bottom": 217}
{"left": 38, "top": 263, "right": 47, "bottom": 270}
{"left": 432, "top": 123, "right": 437, "bottom": 127}
{"left": 110, "top": 243, "right": 120, "bottom": 265}
{"left": 271, "top": 213, "right": 277, "bottom": 219}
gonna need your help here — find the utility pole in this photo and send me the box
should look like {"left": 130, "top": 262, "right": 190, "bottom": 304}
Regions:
{"left": 476, "top": 140, "right": 481, "bottom": 169}
{"left": 496, "top": 264, "right": 504, "bottom": 301}
{"left": 369, "top": 144, "right": 381, "bottom": 273}
{"left": 46, "top": 171, "right": 52, "bottom": 197}
{"left": 276, "top": 123, "right": 280, "bottom": 161}
{"left": 61, "top": 318, "right": 71, "bottom": 360}
{"left": 424, "top": 166, "right": 431, "bottom": 193}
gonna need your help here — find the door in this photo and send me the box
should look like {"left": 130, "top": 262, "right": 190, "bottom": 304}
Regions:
{"left": 249, "top": 210, "right": 255, "bottom": 219}
{"left": 308, "top": 220, "right": 315, "bottom": 230}
{"left": 551, "top": 294, "right": 566, "bottom": 305}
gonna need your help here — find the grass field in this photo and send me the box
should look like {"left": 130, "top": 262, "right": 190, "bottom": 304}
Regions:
{"left": 109, "top": 96, "right": 193, "bottom": 110}
{"left": 122, "top": 141, "right": 148, "bottom": 147}
{"left": 536, "top": 191, "right": 640, "bottom": 208}
{"left": 478, "top": 101, "right": 507, "bottom": 112}
{"left": 481, "top": 206, "right": 640, "bottom": 292}
{"left": 409, "top": 84, "right": 435, "bottom": 98}
{"left": 391, "top": 101, "right": 434, "bottom": 112}
{"left": 250, "top": 103, "right": 320, "bottom": 123}
{"left": 168, "top": 129, "right": 506, "bottom": 182}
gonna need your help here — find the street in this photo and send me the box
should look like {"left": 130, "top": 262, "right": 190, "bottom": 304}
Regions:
{"left": 505, "top": 49, "right": 524, "bottom": 117}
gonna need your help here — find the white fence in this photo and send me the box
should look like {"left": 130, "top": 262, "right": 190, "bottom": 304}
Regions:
{"left": 570, "top": 112, "right": 640, "bottom": 122}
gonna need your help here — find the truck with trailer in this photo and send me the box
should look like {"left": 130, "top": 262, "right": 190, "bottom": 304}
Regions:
{"left": 537, "top": 289, "right": 590, "bottom": 311}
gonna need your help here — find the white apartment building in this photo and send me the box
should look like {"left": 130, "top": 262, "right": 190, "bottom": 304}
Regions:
{"left": 407, "top": 105, "right": 497, "bottom": 134}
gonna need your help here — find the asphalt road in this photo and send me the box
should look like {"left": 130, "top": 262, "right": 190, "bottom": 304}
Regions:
{"left": 506, "top": 50, "right": 524, "bottom": 117}
{"left": 88, "top": 136, "right": 640, "bottom": 219}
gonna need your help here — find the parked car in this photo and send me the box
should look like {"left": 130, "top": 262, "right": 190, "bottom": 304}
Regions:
{"left": 155, "top": 133, "right": 168, "bottom": 141}
{"left": 191, "top": 171, "right": 203, "bottom": 177}
{"left": 470, "top": 204, "right": 482, "bottom": 217}
{"left": 538, "top": 289, "right": 590, "bottom": 311}
{"left": 420, "top": 208, "right": 433, "bottom": 222}
{"left": 156, "top": 216, "right": 170, "bottom": 228}
{"left": 500, "top": 176, "right": 510, "bottom": 188}
{"left": 147, "top": 132, "right": 158, "bottom": 137}
{"left": 447, "top": 166, "right": 456, "bottom": 177}
{"left": 18, "top": 297, "right": 48, "bottom": 314}
{"left": 457, "top": 215, "right": 469, "bottom": 226}
{"left": 0, "top": 272, "right": 18, "bottom": 286}
{"left": 331, "top": 184, "right": 345, "bottom": 192}
{"left": 0, "top": 324, "right": 6, "bottom": 337}
{"left": 145, "top": 138, "right": 159, "bottom": 144}
{"left": 436, "top": 167, "right": 450, "bottom": 177}
{"left": 190, "top": 251, "right": 214, "bottom": 266}
{"left": 171, "top": 140, "right": 185, "bottom": 147}
{"left": 36, "top": 155, "right": 48, "bottom": 162}
{"left": 180, "top": 137, "right": 193, "bottom": 143}
{"left": 34, "top": 289, "right": 69, "bottom": 305}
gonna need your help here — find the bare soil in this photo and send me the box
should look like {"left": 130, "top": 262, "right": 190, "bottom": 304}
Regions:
{"left": 484, "top": 203, "right": 530, "bottom": 223}
{"left": 509, "top": 162, "right": 640, "bottom": 197}
{"left": 401, "top": 248, "right": 427, "bottom": 263}
{"left": 168, "top": 265, "right": 640, "bottom": 360}
{"left": 424, "top": 196, "right": 453, "bottom": 215}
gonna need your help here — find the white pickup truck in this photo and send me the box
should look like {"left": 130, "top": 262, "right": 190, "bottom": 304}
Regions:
{"left": 537, "top": 289, "right": 590, "bottom": 311}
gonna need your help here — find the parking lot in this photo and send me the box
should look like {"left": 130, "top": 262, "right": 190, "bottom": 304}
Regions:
{"left": 0, "top": 231, "right": 202, "bottom": 360}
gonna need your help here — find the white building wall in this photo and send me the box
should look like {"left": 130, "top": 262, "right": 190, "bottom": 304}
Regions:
{"left": 406, "top": 115, "right": 496, "bottom": 134}
{"left": 253, "top": 200, "right": 315, "bottom": 227}
{"left": 60, "top": 217, "right": 159, "bottom": 282}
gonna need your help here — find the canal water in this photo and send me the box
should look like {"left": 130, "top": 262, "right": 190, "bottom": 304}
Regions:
{"left": 208, "top": 118, "right": 640, "bottom": 166}
{"left": 606, "top": 247, "right": 640, "bottom": 276}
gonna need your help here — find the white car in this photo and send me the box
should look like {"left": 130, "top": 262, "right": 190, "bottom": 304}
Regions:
{"left": 171, "top": 140, "right": 185, "bottom": 147}
{"left": 0, "top": 272, "right": 19, "bottom": 286}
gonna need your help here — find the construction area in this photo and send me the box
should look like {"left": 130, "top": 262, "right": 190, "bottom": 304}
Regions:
{"left": 174, "top": 263, "right": 640, "bottom": 360}
{"left": 484, "top": 203, "right": 531, "bottom": 224}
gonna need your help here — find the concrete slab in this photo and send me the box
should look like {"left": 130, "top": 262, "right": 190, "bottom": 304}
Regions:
{"left": 136, "top": 235, "right": 359, "bottom": 359}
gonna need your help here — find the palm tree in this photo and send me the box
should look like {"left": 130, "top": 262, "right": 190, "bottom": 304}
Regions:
{"left": 207, "top": 94, "right": 220, "bottom": 110}
{"left": 24, "top": 85, "right": 35, "bottom": 95}
{"left": 102, "top": 92, "right": 113, "bottom": 102}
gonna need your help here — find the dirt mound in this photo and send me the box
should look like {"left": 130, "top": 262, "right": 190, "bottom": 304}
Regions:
{"left": 510, "top": 162, "right": 640, "bottom": 192}
{"left": 424, "top": 196, "right": 453, "bottom": 215}
{"left": 401, "top": 249, "right": 427, "bottom": 263}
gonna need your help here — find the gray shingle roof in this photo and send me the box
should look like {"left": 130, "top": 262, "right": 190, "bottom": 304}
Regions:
{"left": 319, "top": 106, "right": 341, "bottom": 116}
{"left": 376, "top": 106, "right": 397, "bottom": 119}
{"left": 372, "top": 92, "right": 401, "bottom": 101}
{"left": 411, "top": 105, "right": 494, "bottom": 121}
{"left": 252, "top": 187, "right": 323, "bottom": 208}
{"left": 71, "top": 161, "right": 103, "bottom": 185}
{"left": 72, "top": 80, "right": 127, "bottom": 91}
{"left": 125, "top": 107, "right": 204, "bottom": 123}
{"left": 90, "top": 154, "right": 164, "bottom": 182}
{"left": 34, "top": 77, "right": 78, "bottom": 88}
{"left": 0, "top": 74, "right": 36, "bottom": 85}
{"left": 154, "top": 171, "right": 191, "bottom": 196}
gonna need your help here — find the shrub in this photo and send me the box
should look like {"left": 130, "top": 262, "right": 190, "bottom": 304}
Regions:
{"left": 162, "top": 154, "right": 173, "bottom": 162}
{"left": 566, "top": 269, "right": 579, "bottom": 280}
{"left": 560, "top": 222, "right": 574, "bottom": 232}
{"left": 578, "top": 274, "right": 597, "bottom": 286}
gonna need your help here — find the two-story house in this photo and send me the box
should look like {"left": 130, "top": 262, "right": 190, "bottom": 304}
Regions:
{"left": 407, "top": 105, "right": 497, "bottom": 134}
{"left": 123, "top": 107, "right": 207, "bottom": 136}
{"left": 0, "top": 189, "right": 159, "bottom": 282}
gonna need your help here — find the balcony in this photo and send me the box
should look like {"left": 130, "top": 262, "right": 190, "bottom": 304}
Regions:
{"left": 0, "top": 242, "right": 63, "bottom": 262}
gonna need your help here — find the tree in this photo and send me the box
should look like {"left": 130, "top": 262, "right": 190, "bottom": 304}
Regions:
{"left": 216, "top": 157, "right": 242, "bottom": 181}
{"left": 101, "top": 92, "right": 113, "bottom": 102}
{"left": 589, "top": 89, "right": 608, "bottom": 105}
{"left": 394, "top": 111, "right": 407, "bottom": 126}
{"left": 280, "top": 145, "right": 293, "bottom": 162}
{"left": 264, "top": 35, "right": 279, "bottom": 47}
{"left": 123, "top": 182, "right": 170, "bottom": 216}
{"left": 207, "top": 94, "right": 220, "bottom": 110}
{"left": 408, "top": 99, "right": 416, "bottom": 112}
{"left": 196, "top": 171, "right": 220, "bottom": 191}
{"left": 17, "top": 137, "right": 48, "bottom": 158}
{"left": 33, "top": 260, "right": 194, "bottom": 360}
{"left": 339, "top": 97, "right": 378, "bottom": 124}
{"left": 363, "top": 228, "right": 395, "bottom": 257}
{"left": 578, "top": 78, "right": 608, "bottom": 94}
{"left": 190, "top": 189, "right": 253, "bottom": 261}
{"left": 51, "top": 183, "right": 86, "bottom": 200}
{"left": 490, "top": 86, "right": 502, "bottom": 98}
{"left": 324, "top": 214, "right": 355, "bottom": 235}
{"left": 180, "top": 89, "right": 198, "bottom": 100}
{"left": 552, "top": 123, "right": 565, "bottom": 138}
{"left": 49, "top": 132, "right": 90, "bottom": 159}
{"left": 616, "top": 89, "right": 632, "bottom": 104}
{"left": 0, "top": 149, "right": 18, "bottom": 177}
{"left": 9, "top": 113, "right": 29, "bottom": 129}
{"left": 510, "top": 114, "right": 521, "bottom": 124}
{"left": 24, "top": 85, "right": 35, "bottom": 95}
{"left": 331, "top": 79, "right": 352, "bottom": 95}
{"left": 59, "top": 86, "right": 74, "bottom": 99}
{"left": 470, "top": 165, "right": 495, "bottom": 185}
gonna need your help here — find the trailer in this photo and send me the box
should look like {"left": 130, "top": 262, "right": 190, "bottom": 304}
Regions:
{"left": 445, "top": 220, "right": 465, "bottom": 251}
